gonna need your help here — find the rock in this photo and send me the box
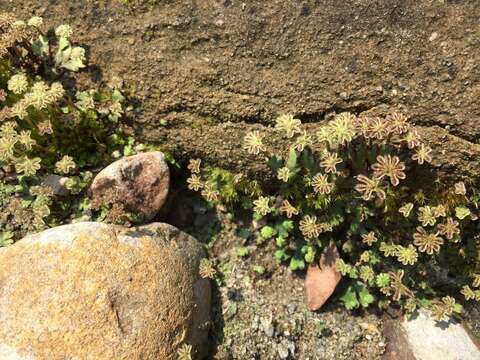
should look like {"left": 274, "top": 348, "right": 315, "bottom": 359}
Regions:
{"left": 90, "top": 152, "right": 170, "bottom": 220}
{"left": 383, "top": 317, "right": 416, "bottom": 360}
{"left": 304, "top": 242, "right": 342, "bottom": 311}
{"left": 277, "top": 339, "right": 295, "bottom": 359}
{"left": 260, "top": 316, "right": 275, "bottom": 337}
{"left": 42, "top": 174, "right": 69, "bottom": 196}
{"left": 0, "top": 222, "right": 211, "bottom": 360}
{"left": 277, "top": 341, "right": 290, "bottom": 359}
{"left": 286, "top": 303, "right": 297, "bottom": 315}
{"left": 383, "top": 310, "right": 480, "bottom": 360}
{"left": 402, "top": 310, "right": 480, "bottom": 360}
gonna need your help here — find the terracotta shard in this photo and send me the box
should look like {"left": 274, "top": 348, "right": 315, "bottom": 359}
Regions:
{"left": 305, "top": 241, "right": 342, "bottom": 311}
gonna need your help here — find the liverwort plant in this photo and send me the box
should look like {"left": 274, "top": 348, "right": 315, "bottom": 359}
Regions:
{"left": 190, "top": 111, "right": 480, "bottom": 319}
{"left": 0, "top": 13, "right": 129, "bottom": 239}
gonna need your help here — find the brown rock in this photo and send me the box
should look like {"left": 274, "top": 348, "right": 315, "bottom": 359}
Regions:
{"left": 90, "top": 152, "right": 170, "bottom": 220}
{"left": 0, "top": 222, "right": 211, "bottom": 360}
{"left": 305, "top": 242, "right": 342, "bottom": 311}
{"left": 382, "top": 317, "right": 416, "bottom": 360}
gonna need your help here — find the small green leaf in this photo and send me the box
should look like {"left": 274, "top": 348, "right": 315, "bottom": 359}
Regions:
{"left": 281, "top": 220, "right": 294, "bottom": 233}
{"left": 62, "top": 57, "right": 85, "bottom": 72}
{"left": 289, "top": 256, "right": 305, "bottom": 271}
{"left": 417, "top": 297, "right": 432, "bottom": 308}
{"left": 356, "top": 282, "right": 375, "bottom": 308}
{"left": 21, "top": 199, "right": 33, "bottom": 208}
{"left": 225, "top": 302, "right": 238, "bottom": 320}
{"left": 340, "top": 285, "right": 359, "bottom": 310}
{"left": 302, "top": 245, "right": 316, "bottom": 263}
{"left": 453, "top": 303, "right": 463, "bottom": 314}
{"left": 253, "top": 265, "right": 266, "bottom": 274}
{"left": 276, "top": 235, "right": 287, "bottom": 247}
{"left": 58, "top": 36, "right": 70, "bottom": 50}
{"left": 300, "top": 149, "right": 317, "bottom": 173}
{"left": 275, "top": 248, "right": 290, "bottom": 261}
{"left": 375, "top": 273, "right": 390, "bottom": 288}
{"left": 75, "top": 90, "right": 95, "bottom": 111}
{"left": 111, "top": 89, "right": 125, "bottom": 103}
{"left": 0, "top": 231, "right": 14, "bottom": 247}
{"left": 236, "top": 247, "right": 250, "bottom": 257}
{"left": 267, "top": 156, "right": 283, "bottom": 171}
{"left": 236, "top": 228, "right": 251, "bottom": 240}
{"left": 286, "top": 148, "right": 298, "bottom": 170}
{"left": 455, "top": 206, "right": 471, "bottom": 220}
{"left": 277, "top": 220, "right": 294, "bottom": 238}
{"left": 347, "top": 266, "right": 359, "bottom": 279}
{"left": 260, "top": 226, "right": 276, "bottom": 239}
{"left": 55, "top": 43, "right": 86, "bottom": 72}
{"left": 32, "top": 35, "right": 49, "bottom": 56}
{"left": 349, "top": 220, "right": 361, "bottom": 234}
{"left": 342, "top": 240, "right": 353, "bottom": 253}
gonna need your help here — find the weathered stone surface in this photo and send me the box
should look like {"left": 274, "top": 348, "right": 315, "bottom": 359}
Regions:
{"left": 9, "top": 1, "right": 480, "bottom": 181}
{"left": 90, "top": 152, "right": 170, "bottom": 220}
{"left": 304, "top": 242, "right": 341, "bottom": 311}
{"left": 0, "top": 222, "right": 211, "bottom": 360}
{"left": 383, "top": 310, "right": 480, "bottom": 360}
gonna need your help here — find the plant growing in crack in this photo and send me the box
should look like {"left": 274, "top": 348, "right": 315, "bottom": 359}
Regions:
{"left": 190, "top": 111, "right": 480, "bottom": 318}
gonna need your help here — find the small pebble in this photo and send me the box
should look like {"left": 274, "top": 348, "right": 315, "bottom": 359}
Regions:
{"left": 286, "top": 303, "right": 297, "bottom": 315}
{"left": 260, "top": 317, "right": 275, "bottom": 337}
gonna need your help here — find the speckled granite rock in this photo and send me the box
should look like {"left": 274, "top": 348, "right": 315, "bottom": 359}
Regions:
{"left": 0, "top": 222, "right": 211, "bottom": 360}
{"left": 402, "top": 310, "right": 480, "bottom": 360}
{"left": 384, "top": 309, "right": 480, "bottom": 360}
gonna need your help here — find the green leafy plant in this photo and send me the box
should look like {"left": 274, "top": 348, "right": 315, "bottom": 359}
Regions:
{"left": 190, "top": 112, "right": 480, "bottom": 318}
{"left": 0, "top": 230, "right": 13, "bottom": 247}
{"left": 253, "top": 265, "right": 266, "bottom": 275}
{"left": 340, "top": 281, "right": 375, "bottom": 310}
{"left": 0, "top": 13, "right": 130, "bottom": 239}
{"left": 236, "top": 247, "right": 250, "bottom": 258}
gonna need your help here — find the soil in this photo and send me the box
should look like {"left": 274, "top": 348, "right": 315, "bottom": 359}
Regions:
{"left": 183, "top": 198, "right": 386, "bottom": 360}
{"left": 3, "top": 0, "right": 480, "bottom": 359}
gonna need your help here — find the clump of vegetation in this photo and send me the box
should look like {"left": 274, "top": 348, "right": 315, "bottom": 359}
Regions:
{"left": 189, "top": 112, "right": 480, "bottom": 318}
{"left": 199, "top": 258, "right": 217, "bottom": 279}
{"left": 176, "top": 343, "right": 193, "bottom": 360}
{"left": 0, "top": 13, "right": 134, "bottom": 241}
